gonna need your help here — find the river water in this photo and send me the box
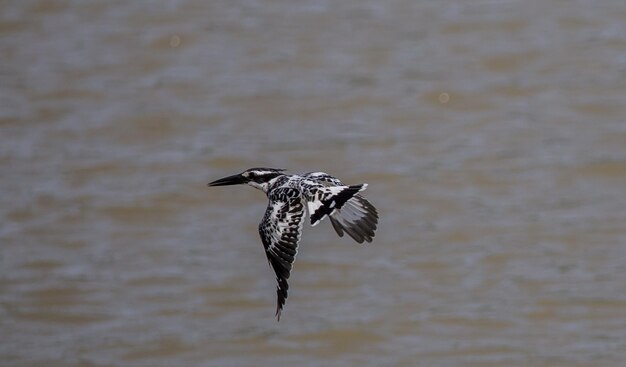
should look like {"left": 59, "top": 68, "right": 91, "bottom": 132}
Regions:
{"left": 2, "top": 1, "right": 626, "bottom": 366}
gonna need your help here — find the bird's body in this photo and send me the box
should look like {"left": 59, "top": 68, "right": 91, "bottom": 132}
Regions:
{"left": 209, "top": 168, "right": 378, "bottom": 320}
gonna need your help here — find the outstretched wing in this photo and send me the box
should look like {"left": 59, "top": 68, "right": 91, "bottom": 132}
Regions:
{"left": 304, "top": 172, "right": 379, "bottom": 243}
{"left": 306, "top": 184, "right": 367, "bottom": 226}
{"left": 258, "top": 187, "right": 305, "bottom": 320}
{"left": 328, "top": 194, "right": 378, "bottom": 243}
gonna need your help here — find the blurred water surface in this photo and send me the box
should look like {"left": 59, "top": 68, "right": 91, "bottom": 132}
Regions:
{"left": 2, "top": 0, "right": 626, "bottom": 366}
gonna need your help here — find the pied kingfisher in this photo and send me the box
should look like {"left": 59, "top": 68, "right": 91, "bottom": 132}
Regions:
{"left": 208, "top": 168, "right": 378, "bottom": 320}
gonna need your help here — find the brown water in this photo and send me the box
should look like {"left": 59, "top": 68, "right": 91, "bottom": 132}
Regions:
{"left": 2, "top": 1, "right": 626, "bottom": 366}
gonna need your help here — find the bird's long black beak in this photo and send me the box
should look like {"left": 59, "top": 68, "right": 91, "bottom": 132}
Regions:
{"left": 208, "top": 173, "right": 248, "bottom": 187}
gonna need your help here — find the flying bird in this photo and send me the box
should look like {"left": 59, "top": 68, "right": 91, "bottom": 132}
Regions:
{"left": 208, "top": 168, "right": 378, "bottom": 320}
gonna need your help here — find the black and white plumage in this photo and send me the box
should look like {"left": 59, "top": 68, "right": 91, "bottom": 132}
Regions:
{"left": 208, "top": 168, "right": 378, "bottom": 320}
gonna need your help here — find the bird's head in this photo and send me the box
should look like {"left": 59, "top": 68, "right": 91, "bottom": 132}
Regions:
{"left": 208, "top": 167, "right": 286, "bottom": 192}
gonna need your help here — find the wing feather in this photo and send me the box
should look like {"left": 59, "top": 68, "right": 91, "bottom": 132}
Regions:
{"left": 258, "top": 188, "right": 304, "bottom": 320}
{"left": 329, "top": 194, "right": 378, "bottom": 243}
{"left": 303, "top": 172, "right": 378, "bottom": 244}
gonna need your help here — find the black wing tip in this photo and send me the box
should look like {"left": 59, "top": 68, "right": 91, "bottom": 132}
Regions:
{"left": 275, "top": 292, "right": 286, "bottom": 321}
{"left": 276, "top": 305, "right": 283, "bottom": 321}
{"left": 274, "top": 277, "right": 289, "bottom": 321}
